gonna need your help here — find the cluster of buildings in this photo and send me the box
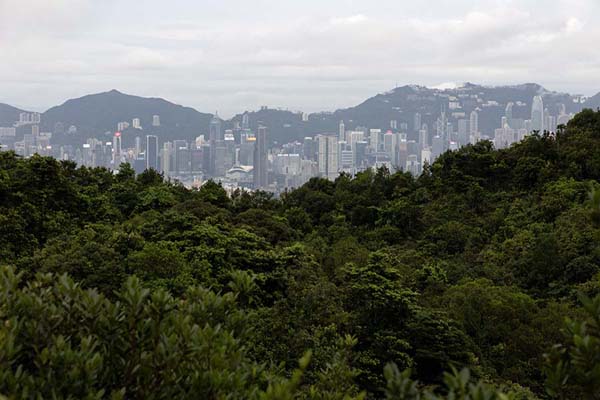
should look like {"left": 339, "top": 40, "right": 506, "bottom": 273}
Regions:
{"left": 0, "top": 95, "right": 576, "bottom": 194}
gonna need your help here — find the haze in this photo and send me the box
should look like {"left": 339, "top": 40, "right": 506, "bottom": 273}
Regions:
{"left": 0, "top": 0, "right": 598, "bottom": 116}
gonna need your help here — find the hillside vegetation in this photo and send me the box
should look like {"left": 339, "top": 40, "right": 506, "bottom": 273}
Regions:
{"left": 3, "top": 110, "right": 600, "bottom": 398}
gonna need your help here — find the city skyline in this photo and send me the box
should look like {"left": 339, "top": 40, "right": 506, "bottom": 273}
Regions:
{"left": 1, "top": 0, "right": 599, "bottom": 116}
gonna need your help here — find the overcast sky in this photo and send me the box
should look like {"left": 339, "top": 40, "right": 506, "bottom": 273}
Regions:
{"left": 0, "top": 0, "right": 598, "bottom": 116}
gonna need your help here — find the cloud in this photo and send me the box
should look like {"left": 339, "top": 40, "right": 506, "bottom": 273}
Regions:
{"left": 330, "top": 14, "right": 369, "bottom": 25}
{"left": 0, "top": 0, "right": 599, "bottom": 115}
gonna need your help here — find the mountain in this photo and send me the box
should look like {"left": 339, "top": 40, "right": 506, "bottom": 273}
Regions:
{"left": 232, "top": 83, "right": 586, "bottom": 144}
{"left": 41, "top": 90, "right": 214, "bottom": 146}
{"left": 0, "top": 103, "right": 26, "bottom": 127}
{"left": 584, "top": 92, "right": 600, "bottom": 110}
{"left": 3, "top": 84, "right": 598, "bottom": 147}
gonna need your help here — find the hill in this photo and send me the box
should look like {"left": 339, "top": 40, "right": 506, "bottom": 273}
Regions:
{"left": 41, "top": 90, "right": 214, "bottom": 146}
{"left": 240, "top": 83, "right": 586, "bottom": 143}
{"left": 3, "top": 83, "right": 599, "bottom": 146}
{"left": 0, "top": 103, "right": 26, "bottom": 127}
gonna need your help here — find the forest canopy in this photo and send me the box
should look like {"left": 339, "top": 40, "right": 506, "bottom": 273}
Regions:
{"left": 3, "top": 110, "right": 600, "bottom": 398}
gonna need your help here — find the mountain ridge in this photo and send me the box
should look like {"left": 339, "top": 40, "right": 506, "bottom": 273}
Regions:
{"left": 1, "top": 83, "right": 599, "bottom": 145}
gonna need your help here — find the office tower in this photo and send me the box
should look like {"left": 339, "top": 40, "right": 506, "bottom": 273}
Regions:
{"left": 240, "top": 134, "right": 256, "bottom": 165}
{"left": 302, "top": 137, "right": 316, "bottom": 161}
{"left": 354, "top": 141, "right": 367, "bottom": 169}
{"left": 457, "top": 119, "right": 469, "bottom": 146}
{"left": 369, "top": 129, "right": 381, "bottom": 152}
{"left": 224, "top": 130, "right": 236, "bottom": 170}
{"left": 242, "top": 113, "right": 250, "bottom": 130}
{"left": 470, "top": 110, "right": 479, "bottom": 141}
{"left": 117, "top": 121, "right": 129, "bottom": 132}
{"left": 339, "top": 120, "right": 345, "bottom": 142}
{"left": 317, "top": 134, "right": 339, "bottom": 181}
{"left": 208, "top": 113, "right": 222, "bottom": 175}
{"left": 132, "top": 118, "right": 141, "bottom": 129}
{"left": 134, "top": 136, "right": 141, "bottom": 158}
{"left": 390, "top": 120, "right": 398, "bottom": 130}
{"left": 432, "top": 135, "right": 444, "bottom": 160}
{"left": 531, "top": 96, "right": 544, "bottom": 132}
{"left": 209, "top": 113, "right": 222, "bottom": 142}
{"left": 161, "top": 142, "right": 173, "bottom": 176}
{"left": 152, "top": 115, "right": 160, "bottom": 127}
{"left": 406, "top": 154, "right": 420, "bottom": 175}
{"left": 414, "top": 113, "right": 422, "bottom": 132}
{"left": 173, "top": 139, "right": 189, "bottom": 173}
{"left": 253, "top": 125, "right": 268, "bottom": 189}
{"left": 146, "top": 135, "right": 158, "bottom": 170}
{"left": 419, "top": 128, "right": 429, "bottom": 149}
{"left": 190, "top": 148, "right": 204, "bottom": 172}
{"left": 112, "top": 132, "right": 122, "bottom": 166}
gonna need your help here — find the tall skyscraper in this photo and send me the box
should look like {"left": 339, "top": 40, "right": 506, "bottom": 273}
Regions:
{"left": 470, "top": 110, "right": 479, "bottom": 141}
{"left": 242, "top": 113, "right": 250, "bottom": 130}
{"left": 369, "top": 129, "right": 381, "bottom": 152}
{"left": 132, "top": 118, "right": 141, "bottom": 129}
{"left": 414, "top": 113, "right": 422, "bottom": 133}
{"left": 152, "top": 115, "right": 160, "bottom": 127}
{"left": 317, "top": 134, "right": 339, "bottom": 181}
{"left": 112, "top": 132, "right": 122, "bottom": 166}
{"left": 208, "top": 113, "right": 222, "bottom": 175}
{"left": 134, "top": 136, "right": 142, "bottom": 157}
{"left": 339, "top": 120, "right": 345, "bottom": 142}
{"left": 209, "top": 113, "right": 222, "bottom": 142}
{"left": 531, "top": 96, "right": 544, "bottom": 132}
{"left": 253, "top": 125, "right": 268, "bottom": 189}
{"left": 146, "top": 135, "right": 159, "bottom": 170}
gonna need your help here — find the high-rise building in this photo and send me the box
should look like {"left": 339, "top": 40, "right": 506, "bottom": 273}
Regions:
{"left": 414, "top": 113, "right": 422, "bottom": 133}
{"left": 253, "top": 125, "right": 268, "bottom": 189}
{"left": 339, "top": 120, "right": 345, "bottom": 142}
{"left": 317, "top": 134, "right": 339, "bottom": 181}
{"left": 152, "top": 115, "right": 160, "bottom": 127}
{"left": 146, "top": 135, "right": 159, "bottom": 170}
{"left": 112, "top": 132, "right": 122, "bottom": 166}
{"left": 242, "top": 113, "right": 250, "bottom": 130}
{"left": 132, "top": 118, "right": 142, "bottom": 130}
{"left": 161, "top": 142, "right": 173, "bottom": 176}
{"left": 469, "top": 110, "right": 479, "bottom": 141}
{"left": 369, "top": 129, "right": 381, "bottom": 152}
{"left": 208, "top": 113, "right": 222, "bottom": 175}
{"left": 457, "top": 119, "right": 469, "bottom": 146}
{"left": 135, "top": 136, "right": 142, "bottom": 158}
{"left": 531, "top": 96, "right": 544, "bottom": 132}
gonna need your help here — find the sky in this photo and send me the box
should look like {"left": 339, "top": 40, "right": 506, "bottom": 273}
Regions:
{"left": 0, "top": 0, "right": 599, "bottom": 116}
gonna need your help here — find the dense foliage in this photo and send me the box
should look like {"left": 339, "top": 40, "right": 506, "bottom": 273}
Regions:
{"left": 3, "top": 110, "right": 600, "bottom": 398}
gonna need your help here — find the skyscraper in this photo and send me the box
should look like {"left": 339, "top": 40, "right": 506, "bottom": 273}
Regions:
{"left": 470, "top": 110, "right": 479, "bottom": 142}
{"left": 414, "top": 113, "right": 422, "bottom": 133}
{"left": 152, "top": 115, "right": 160, "bottom": 127}
{"left": 209, "top": 113, "right": 222, "bottom": 175}
{"left": 146, "top": 135, "right": 158, "bottom": 170}
{"left": 531, "top": 96, "right": 544, "bottom": 132}
{"left": 209, "top": 113, "right": 222, "bottom": 142}
{"left": 253, "top": 125, "right": 268, "bottom": 189}
{"left": 112, "top": 132, "right": 122, "bottom": 166}
{"left": 242, "top": 113, "right": 250, "bottom": 130}
{"left": 339, "top": 120, "right": 345, "bottom": 142}
{"left": 317, "top": 134, "right": 339, "bottom": 181}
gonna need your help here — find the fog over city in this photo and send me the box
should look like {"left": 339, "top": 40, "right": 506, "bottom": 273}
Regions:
{"left": 1, "top": 0, "right": 599, "bottom": 116}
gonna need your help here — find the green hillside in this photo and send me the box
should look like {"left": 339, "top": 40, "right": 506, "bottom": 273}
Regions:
{"left": 3, "top": 110, "right": 600, "bottom": 398}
